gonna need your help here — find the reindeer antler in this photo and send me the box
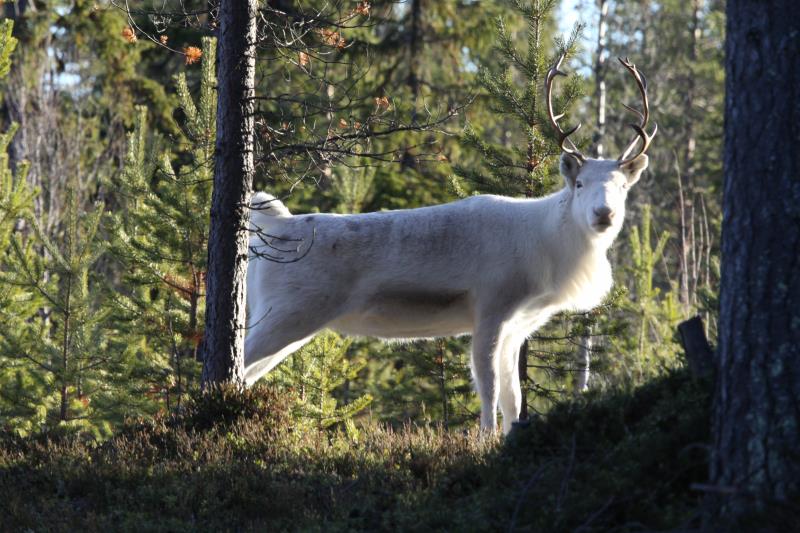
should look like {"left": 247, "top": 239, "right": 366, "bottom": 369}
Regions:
{"left": 617, "top": 57, "right": 658, "bottom": 165}
{"left": 545, "top": 53, "right": 586, "bottom": 163}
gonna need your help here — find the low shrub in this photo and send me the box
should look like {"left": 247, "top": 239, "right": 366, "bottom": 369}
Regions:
{"left": 0, "top": 371, "right": 712, "bottom": 531}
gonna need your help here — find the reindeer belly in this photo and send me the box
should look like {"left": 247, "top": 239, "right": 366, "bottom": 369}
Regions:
{"left": 329, "top": 288, "right": 473, "bottom": 338}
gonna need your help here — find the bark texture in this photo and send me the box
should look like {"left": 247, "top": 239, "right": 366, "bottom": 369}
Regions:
{"left": 712, "top": 0, "right": 800, "bottom": 517}
{"left": 201, "top": 0, "right": 257, "bottom": 386}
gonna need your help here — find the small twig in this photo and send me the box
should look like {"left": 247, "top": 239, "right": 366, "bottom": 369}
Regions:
{"left": 249, "top": 227, "right": 316, "bottom": 264}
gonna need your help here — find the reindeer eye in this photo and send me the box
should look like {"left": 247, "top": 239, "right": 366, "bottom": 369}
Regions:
{"left": 576, "top": 180, "right": 583, "bottom": 189}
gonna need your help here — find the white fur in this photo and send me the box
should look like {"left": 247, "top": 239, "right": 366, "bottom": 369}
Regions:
{"left": 244, "top": 154, "right": 648, "bottom": 433}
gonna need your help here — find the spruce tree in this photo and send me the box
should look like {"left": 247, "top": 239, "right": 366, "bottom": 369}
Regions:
{"left": 454, "top": 1, "right": 583, "bottom": 197}
{"left": 1, "top": 18, "right": 144, "bottom": 436}
{"left": 0, "top": 146, "right": 45, "bottom": 434}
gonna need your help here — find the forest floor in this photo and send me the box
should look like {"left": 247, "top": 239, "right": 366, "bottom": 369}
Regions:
{"left": 0, "top": 370, "right": 711, "bottom": 532}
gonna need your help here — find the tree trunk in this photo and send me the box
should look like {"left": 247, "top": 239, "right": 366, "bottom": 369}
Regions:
{"left": 711, "top": 0, "right": 800, "bottom": 520}
{"left": 678, "top": 0, "right": 702, "bottom": 314}
{"left": 517, "top": 338, "right": 529, "bottom": 421}
{"left": 201, "top": 0, "right": 257, "bottom": 386}
{"left": 592, "top": 0, "right": 608, "bottom": 157}
{"left": 573, "top": 333, "right": 591, "bottom": 394}
{"left": 408, "top": 0, "right": 422, "bottom": 119}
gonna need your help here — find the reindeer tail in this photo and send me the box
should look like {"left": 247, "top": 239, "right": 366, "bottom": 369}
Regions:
{"left": 249, "top": 192, "right": 291, "bottom": 233}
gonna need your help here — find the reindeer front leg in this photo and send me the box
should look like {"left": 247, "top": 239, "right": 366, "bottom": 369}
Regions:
{"left": 470, "top": 317, "right": 506, "bottom": 432}
{"left": 498, "top": 332, "right": 527, "bottom": 434}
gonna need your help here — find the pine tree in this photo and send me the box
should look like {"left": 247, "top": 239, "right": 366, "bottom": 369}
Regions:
{"left": 452, "top": 0, "right": 584, "bottom": 418}
{"left": 0, "top": 176, "right": 146, "bottom": 436}
{"left": 329, "top": 162, "right": 375, "bottom": 214}
{"left": 454, "top": 1, "right": 583, "bottom": 197}
{"left": 201, "top": 0, "right": 257, "bottom": 385}
{"left": 604, "top": 204, "right": 681, "bottom": 385}
{"left": 354, "top": 337, "right": 477, "bottom": 428}
{"left": 0, "top": 17, "right": 160, "bottom": 436}
{"left": 267, "top": 332, "right": 372, "bottom": 432}
{"left": 108, "top": 36, "right": 217, "bottom": 409}
{"left": 0, "top": 148, "right": 44, "bottom": 434}
{"left": 0, "top": 19, "right": 49, "bottom": 435}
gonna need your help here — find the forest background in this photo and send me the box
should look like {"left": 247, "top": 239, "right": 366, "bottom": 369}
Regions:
{"left": 18, "top": 1, "right": 800, "bottom": 531}
{"left": 0, "top": 0, "right": 724, "bottom": 437}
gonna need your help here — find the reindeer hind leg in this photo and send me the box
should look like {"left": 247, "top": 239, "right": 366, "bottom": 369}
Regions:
{"left": 243, "top": 303, "right": 333, "bottom": 386}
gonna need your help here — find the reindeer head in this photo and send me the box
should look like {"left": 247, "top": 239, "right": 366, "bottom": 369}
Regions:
{"left": 546, "top": 55, "right": 657, "bottom": 241}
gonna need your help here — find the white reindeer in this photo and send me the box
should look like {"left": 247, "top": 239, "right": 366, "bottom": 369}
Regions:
{"left": 243, "top": 56, "right": 657, "bottom": 434}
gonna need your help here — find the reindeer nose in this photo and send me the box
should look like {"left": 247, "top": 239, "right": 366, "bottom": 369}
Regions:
{"left": 594, "top": 207, "right": 614, "bottom": 221}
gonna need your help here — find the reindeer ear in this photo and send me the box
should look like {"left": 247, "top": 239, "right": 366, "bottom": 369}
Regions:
{"left": 560, "top": 153, "right": 583, "bottom": 188}
{"left": 619, "top": 154, "right": 648, "bottom": 186}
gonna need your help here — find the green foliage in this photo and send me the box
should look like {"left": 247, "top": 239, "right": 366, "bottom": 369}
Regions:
{"left": 329, "top": 162, "right": 375, "bottom": 214}
{"left": 0, "top": 18, "right": 136, "bottom": 437}
{"left": 0, "top": 20, "right": 45, "bottom": 435}
{"left": 0, "top": 178, "right": 144, "bottom": 437}
{"left": 0, "top": 369, "right": 714, "bottom": 531}
{"left": 453, "top": 0, "right": 584, "bottom": 197}
{"left": 353, "top": 337, "right": 478, "bottom": 429}
{"left": 0, "top": 127, "right": 45, "bottom": 435}
{"left": 604, "top": 205, "right": 683, "bottom": 385}
{"left": 0, "top": 0, "right": 725, "bottom": 448}
{"left": 107, "top": 36, "right": 218, "bottom": 409}
{"left": 267, "top": 331, "right": 373, "bottom": 431}
{"left": 601, "top": 0, "right": 725, "bottom": 329}
{"left": 0, "top": 19, "right": 16, "bottom": 80}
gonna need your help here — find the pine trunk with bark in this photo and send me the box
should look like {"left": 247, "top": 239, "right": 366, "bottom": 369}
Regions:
{"left": 711, "top": 0, "right": 800, "bottom": 521}
{"left": 201, "top": 0, "right": 257, "bottom": 386}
